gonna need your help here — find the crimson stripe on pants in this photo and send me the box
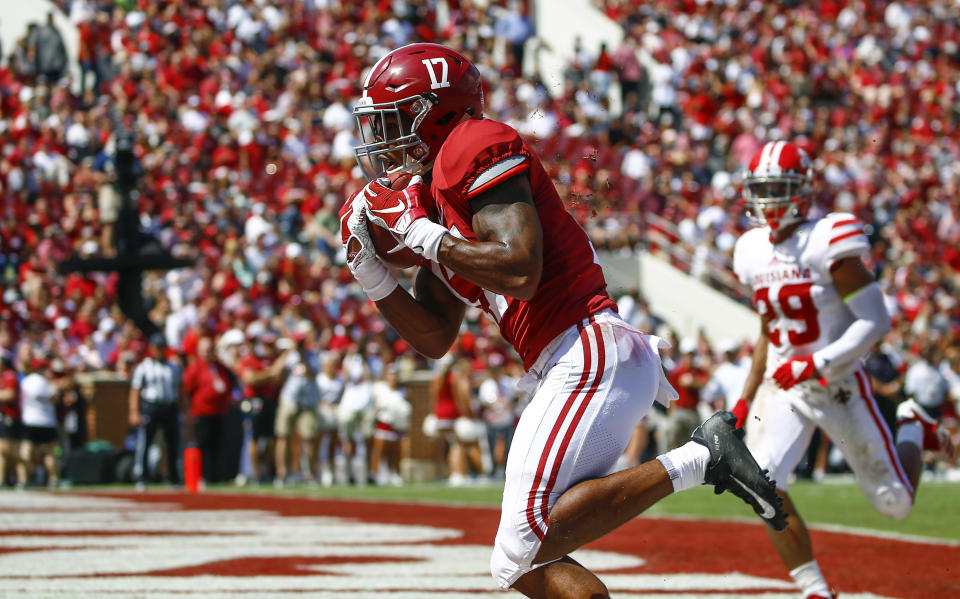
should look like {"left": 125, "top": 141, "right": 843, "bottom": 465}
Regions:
{"left": 538, "top": 320, "right": 607, "bottom": 526}
{"left": 524, "top": 318, "right": 594, "bottom": 541}
{"left": 854, "top": 369, "right": 914, "bottom": 499}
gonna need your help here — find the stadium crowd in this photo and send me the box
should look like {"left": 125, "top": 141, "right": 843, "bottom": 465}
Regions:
{"left": 0, "top": 0, "right": 957, "bottom": 487}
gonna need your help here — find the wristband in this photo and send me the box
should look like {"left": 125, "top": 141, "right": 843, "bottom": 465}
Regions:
{"left": 403, "top": 219, "right": 448, "bottom": 262}
{"left": 350, "top": 258, "right": 398, "bottom": 302}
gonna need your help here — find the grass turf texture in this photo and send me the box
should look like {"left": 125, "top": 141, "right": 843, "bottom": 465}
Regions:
{"left": 187, "top": 477, "right": 960, "bottom": 542}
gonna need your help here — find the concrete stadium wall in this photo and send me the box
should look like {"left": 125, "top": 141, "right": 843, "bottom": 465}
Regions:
{"left": 600, "top": 251, "right": 759, "bottom": 346}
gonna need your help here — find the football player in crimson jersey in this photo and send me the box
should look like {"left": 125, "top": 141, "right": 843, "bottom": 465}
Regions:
{"left": 338, "top": 43, "right": 786, "bottom": 597}
{"left": 732, "top": 140, "right": 957, "bottom": 599}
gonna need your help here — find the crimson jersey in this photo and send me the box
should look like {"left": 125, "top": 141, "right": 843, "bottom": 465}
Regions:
{"left": 428, "top": 119, "right": 616, "bottom": 369}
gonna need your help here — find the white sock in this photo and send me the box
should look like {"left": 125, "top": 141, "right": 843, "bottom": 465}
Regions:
{"left": 790, "top": 560, "right": 831, "bottom": 598}
{"left": 657, "top": 441, "right": 710, "bottom": 492}
{"left": 897, "top": 420, "right": 923, "bottom": 449}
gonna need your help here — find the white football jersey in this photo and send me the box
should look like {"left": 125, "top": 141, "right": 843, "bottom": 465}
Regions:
{"left": 733, "top": 213, "right": 870, "bottom": 379}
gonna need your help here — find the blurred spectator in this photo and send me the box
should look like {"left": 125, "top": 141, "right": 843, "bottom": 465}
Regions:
{"left": 428, "top": 354, "right": 484, "bottom": 485}
{"left": 493, "top": 1, "right": 534, "bottom": 74}
{"left": 477, "top": 354, "right": 517, "bottom": 479}
{"left": 0, "top": 356, "right": 22, "bottom": 487}
{"left": 128, "top": 333, "right": 181, "bottom": 489}
{"left": 866, "top": 342, "right": 907, "bottom": 411}
{"left": 662, "top": 338, "right": 708, "bottom": 453}
{"left": 315, "top": 352, "right": 345, "bottom": 487}
{"left": 19, "top": 358, "right": 60, "bottom": 487}
{"left": 233, "top": 333, "right": 284, "bottom": 486}
{"left": 52, "top": 358, "right": 86, "bottom": 463}
{"left": 274, "top": 337, "right": 321, "bottom": 486}
{"left": 369, "top": 365, "right": 411, "bottom": 486}
{"left": 182, "top": 335, "right": 232, "bottom": 485}
{"left": 611, "top": 32, "right": 646, "bottom": 112}
{"left": 701, "top": 340, "right": 751, "bottom": 413}
{"left": 904, "top": 339, "right": 950, "bottom": 420}
{"left": 337, "top": 347, "right": 375, "bottom": 485}
{"left": 30, "top": 13, "right": 68, "bottom": 84}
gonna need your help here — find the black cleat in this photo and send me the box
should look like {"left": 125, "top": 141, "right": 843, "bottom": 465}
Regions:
{"left": 692, "top": 411, "right": 788, "bottom": 531}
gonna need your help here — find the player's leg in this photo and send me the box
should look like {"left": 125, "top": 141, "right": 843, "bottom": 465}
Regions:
{"left": 492, "top": 319, "right": 665, "bottom": 592}
{"left": 824, "top": 370, "right": 914, "bottom": 520}
{"left": 511, "top": 556, "right": 608, "bottom": 599}
{"left": 745, "top": 382, "right": 830, "bottom": 597}
{"left": 534, "top": 459, "right": 674, "bottom": 563}
{"left": 895, "top": 397, "right": 957, "bottom": 487}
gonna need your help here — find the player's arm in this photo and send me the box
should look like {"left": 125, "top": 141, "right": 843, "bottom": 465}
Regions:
{"left": 375, "top": 266, "right": 467, "bottom": 360}
{"left": 435, "top": 174, "right": 543, "bottom": 300}
{"left": 340, "top": 188, "right": 466, "bottom": 359}
{"left": 811, "top": 256, "right": 891, "bottom": 377}
{"left": 733, "top": 315, "right": 769, "bottom": 427}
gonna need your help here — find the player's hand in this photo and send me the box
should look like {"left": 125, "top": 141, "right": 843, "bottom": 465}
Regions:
{"left": 337, "top": 191, "right": 397, "bottom": 301}
{"left": 731, "top": 398, "right": 749, "bottom": 428}
{"left": 363, "top": 175, "right": 447, "bottom": 261}
{"left": 338, "top": 191, "right": 377, "bottom": 267}
{"left": 772, "top": 356, "right": 817, "bottom": 390}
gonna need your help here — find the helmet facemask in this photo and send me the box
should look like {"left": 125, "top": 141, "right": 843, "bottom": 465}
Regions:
{"left": 743, "top": 172, "right": 810, "bottom": 231}
{"left": 353, "top": 95, "right": 434, "bottom": 181}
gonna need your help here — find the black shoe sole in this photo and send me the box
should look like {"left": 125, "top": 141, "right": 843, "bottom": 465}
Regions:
{"left": 693, "top": 411, "right": 788, "bottom": 531}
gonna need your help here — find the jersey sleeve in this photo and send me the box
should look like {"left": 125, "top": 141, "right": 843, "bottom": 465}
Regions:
{"left": 432, "top": 119, "right": 532, "bottom": 204}
{"left": 818, "top": 212, "right": 870, "bottom": 271}
{"left": 732, "top": 229, "right": 757, "bottom": 286}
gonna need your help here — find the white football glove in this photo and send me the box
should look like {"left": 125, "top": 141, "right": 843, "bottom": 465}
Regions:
{"left": 344, "top": 195, "right": 398, "bottom": 302}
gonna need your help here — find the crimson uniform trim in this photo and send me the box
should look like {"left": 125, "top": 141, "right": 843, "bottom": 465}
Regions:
{"left": 539, "top": 320, "right": 607, "bottom": 526}
{"left": 524, "top": 316, "right": 604, "bottom": 541}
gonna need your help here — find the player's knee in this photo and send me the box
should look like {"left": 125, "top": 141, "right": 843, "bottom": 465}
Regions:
{"left": 871, "top": 485, "right": 912, "bottom": 520}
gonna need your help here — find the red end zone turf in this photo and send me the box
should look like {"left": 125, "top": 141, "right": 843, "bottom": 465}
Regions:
{"left": 0, "top": 491, "right": 956, "bottom": 598}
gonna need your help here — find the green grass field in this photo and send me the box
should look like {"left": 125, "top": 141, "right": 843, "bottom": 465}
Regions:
{"left": 200, "top": 476, "right": 960, "bottom": 542}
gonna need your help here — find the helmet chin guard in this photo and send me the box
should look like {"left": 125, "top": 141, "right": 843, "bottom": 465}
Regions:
{"left": 354, "top": 95, "right": 433, "bottom": 181}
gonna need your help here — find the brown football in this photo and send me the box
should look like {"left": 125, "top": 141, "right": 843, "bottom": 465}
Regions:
{"left": 368, "top": 222, "right": 422, "bottom": 269}
{"left": 367, "top": 171, "right": 431, "bottom": 269}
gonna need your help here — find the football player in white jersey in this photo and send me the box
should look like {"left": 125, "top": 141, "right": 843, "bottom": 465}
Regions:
{"left": 732, "top": 140, "right": 957, "bottom": 599}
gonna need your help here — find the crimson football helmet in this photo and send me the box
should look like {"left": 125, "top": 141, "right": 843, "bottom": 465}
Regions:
{"left": 353, "top": 43, "right": 484, "bottom": 180}
{"left": 743, "top": 140, "right": 813, "bottom": 231}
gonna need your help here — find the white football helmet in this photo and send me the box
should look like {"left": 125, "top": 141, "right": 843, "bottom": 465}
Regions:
{"left": 743, "top": 140, "right": 813, "bottom": 231}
